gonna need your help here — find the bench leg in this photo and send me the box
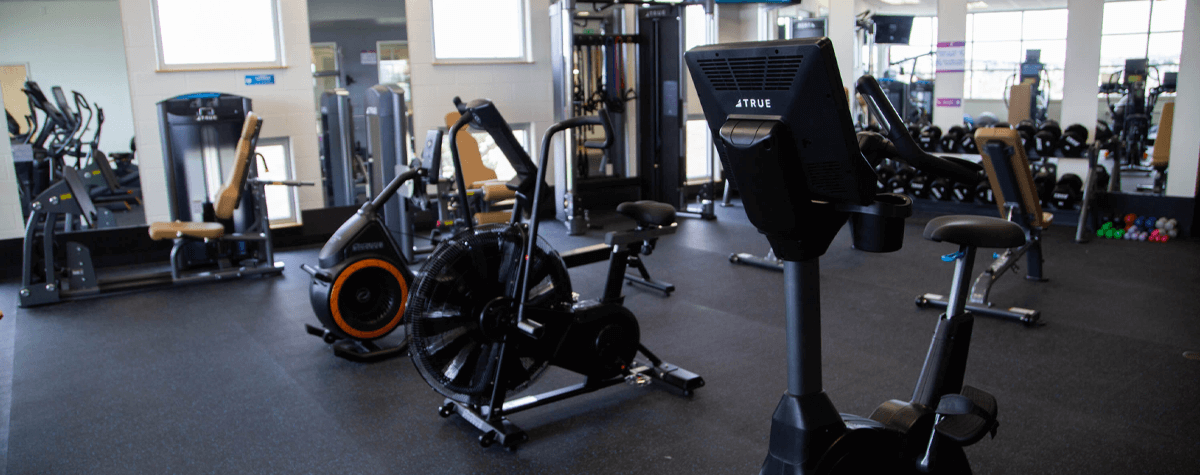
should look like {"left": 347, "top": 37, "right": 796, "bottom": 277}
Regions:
{"left": 624, "top": 255, "right": 675, "bottom": 296}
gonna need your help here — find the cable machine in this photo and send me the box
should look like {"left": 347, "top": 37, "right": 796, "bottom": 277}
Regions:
{"left": 551, "top": 0, "right": 717, "bottom": 235}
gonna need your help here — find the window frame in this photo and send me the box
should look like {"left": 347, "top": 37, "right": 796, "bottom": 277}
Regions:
{"left": 151, "top": 0, "right": 286, "bottom": 72}
{"left": 430, "top": 0, "right": 533, "bottom": 64}
{"left": 254, "top": 137, "right": 300, "bottom": 226}
{"left": 963, "top": 9, "right": 1068, "bottom": 101}
{"left": 1097, "top": 0, "right": 1185, "bottom": 89}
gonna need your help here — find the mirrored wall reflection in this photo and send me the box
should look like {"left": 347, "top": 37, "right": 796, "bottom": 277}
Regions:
{"left": 308, "top": 0, "right": 414, "bottom": 210}
{"left": 3, "top": 0, "right": 143, "bottom": 229}
{"left": 1095, "top": 0, "right": 1183, "bottom": 195}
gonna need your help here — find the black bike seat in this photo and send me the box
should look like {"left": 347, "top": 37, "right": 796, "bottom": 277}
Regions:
{"left": 923, "top": 215, "right": 1025, "bottom": 249}
{"left": 616, "top": 200, "right": 676, "bottom": 227}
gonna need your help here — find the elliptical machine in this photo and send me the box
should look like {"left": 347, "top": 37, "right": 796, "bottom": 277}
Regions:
{"left": 687, "top": 38, "right": 1017, "bottom": 474}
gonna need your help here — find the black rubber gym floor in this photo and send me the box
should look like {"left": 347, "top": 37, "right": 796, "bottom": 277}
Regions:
{"left": 1, "top": 202, "right": 1198, "bottom": 474}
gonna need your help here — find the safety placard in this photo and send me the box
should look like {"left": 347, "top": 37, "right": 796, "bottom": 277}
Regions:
{"left": 245, "top": 74, "right": 275, "bottom": 86}
{"left": 936, "top": 41, "right": 966, "bottom": 73}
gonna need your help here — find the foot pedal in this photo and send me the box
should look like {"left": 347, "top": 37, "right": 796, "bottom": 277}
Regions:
{"left": 648, "top": 362, "right": 704, "bottom": 395}
{"left": 933, "top": 385, "right": 999, "bottom": 446}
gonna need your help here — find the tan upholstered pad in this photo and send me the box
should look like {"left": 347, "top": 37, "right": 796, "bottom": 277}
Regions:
{"left": 481, "top": 182, "right": 517, "bottom": 201}
{"left": 216, "top": 112, "right": 260, "bottom": 220}
{"left": 974, "top": 127, "right": 1049, "bottom": 229}
{"left": 148, "top": 221, "right": 225, "bottom": 241}
{"left": 474, "top": 211, "right": 510, "bottom": 225}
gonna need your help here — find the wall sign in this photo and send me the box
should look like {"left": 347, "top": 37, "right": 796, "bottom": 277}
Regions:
{"left": 936, "top": 98, "right": 963, "bottom": 108}
{"left": 936, "top": 41, "right": 966, "bottom": 73}
{"left": 245, "top": 74, "right": 275, "bottom": 86}
{"left": 361, "top": 50, "right": 378, "bottom": 65}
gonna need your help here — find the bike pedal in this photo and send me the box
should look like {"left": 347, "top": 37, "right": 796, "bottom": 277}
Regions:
{"left": 933, "top": 386, "right": 999, "bottom": 446}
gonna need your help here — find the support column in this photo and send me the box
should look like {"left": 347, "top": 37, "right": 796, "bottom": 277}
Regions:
{"left": 1166, "top": 0, "right": 1200, "bottom": 198}
{"left": 1061, "top": 0, "right": 1103, "bottom": 137}
{"left": 933, "top": 0, "right": 966, "bottom": 131}
{"left": 828, "top": 0, "right": 857, "bottom": 93}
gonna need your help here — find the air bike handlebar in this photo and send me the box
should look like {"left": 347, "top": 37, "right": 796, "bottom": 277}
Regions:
{"left": 856, "top": 75, "right": 983, "bottom": 186}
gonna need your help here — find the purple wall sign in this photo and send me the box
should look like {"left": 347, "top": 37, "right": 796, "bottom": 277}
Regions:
{"left": 936, "top": 98, "right": 963, "bottom": 108}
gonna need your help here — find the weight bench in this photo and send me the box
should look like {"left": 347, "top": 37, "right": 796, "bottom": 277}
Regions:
{"left": 916, "top": 127, "right": 1047, "bottom": 326}
{"left": 146, "top": 112, "right": 285, "bottom": 280}
{"left": 560, "top": 200, "right": 678, "bottom": 297}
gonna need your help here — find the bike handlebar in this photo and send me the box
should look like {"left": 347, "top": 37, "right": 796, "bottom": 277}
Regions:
{"left": 856, "top": 75, "right": 983, "bottom": 186}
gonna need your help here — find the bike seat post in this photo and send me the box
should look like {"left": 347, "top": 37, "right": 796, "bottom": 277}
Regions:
{"left": 945, "top": 245, "right": 977, "bottom": 320}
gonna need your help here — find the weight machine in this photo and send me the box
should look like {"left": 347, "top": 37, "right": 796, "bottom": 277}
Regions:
{"left": 551, "top": 0, "right": 718, "bottom": 235}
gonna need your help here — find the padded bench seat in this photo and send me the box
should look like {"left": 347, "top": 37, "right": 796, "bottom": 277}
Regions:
{"left": 148, "top": 221, "right": 225, "bottom": 241}
{"left": 923, "top": 215, "right": 1025, "bottom": 249}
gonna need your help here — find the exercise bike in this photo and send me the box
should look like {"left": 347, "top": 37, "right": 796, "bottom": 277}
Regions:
{"left": 687, "top": 38, "right": 1015, "bottom": 473}
{"left": 405, "top": 99, "right": 703, "bottom": 450}
{"left": 302, "top": 110, "right": 455, "bottom": 362}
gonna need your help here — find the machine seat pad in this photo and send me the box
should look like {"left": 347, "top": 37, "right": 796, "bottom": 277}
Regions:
{"left": 923, "top": 215, "right": 1025, "bottom": 249}
{"left": 148, "top": 221, "right": 225, "bottom": 241}
{"left": 616, "top": 200, "right": 676, "bottom": 227}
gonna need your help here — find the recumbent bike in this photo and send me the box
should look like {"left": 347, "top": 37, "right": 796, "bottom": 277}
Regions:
{"left": 688, "top": 38, "right": 1018, "bottom": 474}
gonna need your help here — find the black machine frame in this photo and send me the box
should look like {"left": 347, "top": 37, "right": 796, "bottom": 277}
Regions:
{"left": 688, "top": 38, "right": 1007, "bottom": 474}
{"left": 19, "top": 117, "right": 304, "bottom": 307}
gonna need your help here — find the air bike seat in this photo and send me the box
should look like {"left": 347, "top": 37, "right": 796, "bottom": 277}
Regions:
{"left": 616, "top": 200, "right": 677, "bottom": 228}
{"left": 924, "top": 215, "right": 1026, "bottom": 249}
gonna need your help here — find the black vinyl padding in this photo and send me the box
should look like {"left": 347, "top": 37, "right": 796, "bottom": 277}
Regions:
{"left": 616, "top": 200, "right": 677, "bottom": 227}
{"left": 923, "top": 215, "right": 1026, "bottom": 248}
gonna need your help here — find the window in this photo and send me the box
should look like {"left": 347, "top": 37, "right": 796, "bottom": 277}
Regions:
{"left": 1099, "top": 0, "right": 1186, "bottom": 88}
{"left": 964, "top": 9, "right": 1067, "bottom": 100}
{"left": 886, "top": 17, "right": 938, "bottom": 81}
{"left": 256, "top": 138, "right": 299, "bottom": 224}
{"left": 311, "top": 43, "right": 340, "bottom": 119}
{"left": 431, "top": 0, "right": 529, "bottom": 63}
{"left": 438, "top": 125, "right": 531, "bottom": 181}
{"left": 378, "top": 41, "right": 412, "bottom": 102}
{"left": 153, "top": 0, "right": 283, "bottom": 71}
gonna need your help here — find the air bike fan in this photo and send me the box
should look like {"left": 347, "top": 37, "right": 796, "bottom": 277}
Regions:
{"left": 406, "top": 100, "right": 703, "bottom": 450}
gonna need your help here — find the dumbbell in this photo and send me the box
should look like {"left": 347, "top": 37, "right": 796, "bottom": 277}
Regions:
{"left": 1032, "top": 162, "right": 1057, "bottom": 207}
{"left": 951, "top": 180, "right": 976, "bottom": 202}
{"left": 929, "top": 177, "right": 955, "bottom": 201}
{"left": 919, "top": 125, "right": 943, "bottom": 152}
{"left": 906, "top": 172, "right": 933, "bottom": 199}
{"left": 960, "top": 126, "right": 979, "bottom": 154}
{"left": 1092, "top": 164, "right": 1111, "bottom": 191}
{"left": 1016, "top": 120, "right": 1038, "bottom": 155}
{"left": 975, "top": 180, "right": 996, "bottom": 204}
{"left": 940, "top": 126, "right": 965, "bottom": 153}
{"left": 1051, "top": 173, "right": 1083, "bottom": 209}
{"left": 1034, "top": 120, "right": 1062, "bottom": 158}
{"left": 886, "top": 165, "right": 916, "bottom": 195}
{"left": 1058, "top": 124, "right": 1089, "bottom": 158}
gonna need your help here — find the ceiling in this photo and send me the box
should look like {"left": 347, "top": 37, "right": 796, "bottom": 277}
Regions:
{"left": 861, "top": 0, "right": 1070, "bottom": 16}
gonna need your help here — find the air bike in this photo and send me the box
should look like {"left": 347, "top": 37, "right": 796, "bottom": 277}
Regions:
{"left": 687, "top": 38, "right": 1018, "bottom": 473}
{"left": 404, "top": 99, "right": 703, "bottom": 450}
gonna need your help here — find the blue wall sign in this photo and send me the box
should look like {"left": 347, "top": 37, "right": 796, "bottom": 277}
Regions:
{"left": 245, "top": 74, "right": 275, "bottom": 86}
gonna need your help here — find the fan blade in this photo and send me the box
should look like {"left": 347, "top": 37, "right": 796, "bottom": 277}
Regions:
{"left": 442, "top": 340, "right": 480, "bottom": 382}
{"left": 422, "top": 325, "right": 471, "bottom": 355}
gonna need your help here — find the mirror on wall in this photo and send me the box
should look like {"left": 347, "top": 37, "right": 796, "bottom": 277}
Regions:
{"left": 307, "top": 0, "right": 414, "bottom": 209}
{"left": 1094, "top": 0, "right": 1183, "bottom": 195}
{"left": 3, "top": 1, "right": 143, "bottom": 229}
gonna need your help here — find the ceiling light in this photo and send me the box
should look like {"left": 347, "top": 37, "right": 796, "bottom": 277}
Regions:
{"left": 967, "top": 1, "right": 988, "bottom": 9}
{"left": 878, "top": 0, "right": 920, "bottom": 5}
